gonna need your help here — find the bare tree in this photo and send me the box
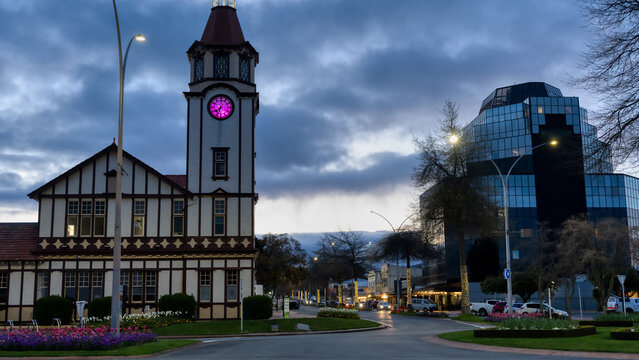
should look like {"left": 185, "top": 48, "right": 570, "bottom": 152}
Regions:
{"left": 577, "top": 0, "right": 639, "bottom": 163}
{"left": 413, "top": 100, "right": 497, "bottom": 314}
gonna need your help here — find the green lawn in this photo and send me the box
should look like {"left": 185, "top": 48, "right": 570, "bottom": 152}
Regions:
{"left": 451, "top": 314, "right": 490, "bottom": 323}
{"left": 0, "top": 340, "right": 198, "bottom": 357}
{"left": 439, "top": 327, "right": 639, "bottom": 354}
{"left": 154, "top": 318, "right": 379, "bottom": 336}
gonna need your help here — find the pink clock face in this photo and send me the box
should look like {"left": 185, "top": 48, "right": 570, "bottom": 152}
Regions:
{"left": 208, "top": 95, "right": 234, "bottom": 120}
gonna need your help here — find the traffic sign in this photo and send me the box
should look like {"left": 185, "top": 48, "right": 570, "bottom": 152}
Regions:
{"left": 503, "top": 268, "right": 511, "bottom": 280}
{"left": 617, "top": 274, "right": 626, "bottom": 285}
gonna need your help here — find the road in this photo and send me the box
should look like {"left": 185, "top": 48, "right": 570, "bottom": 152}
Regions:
{"left": 150, "top": 306, "right": 609, "bottom": 360}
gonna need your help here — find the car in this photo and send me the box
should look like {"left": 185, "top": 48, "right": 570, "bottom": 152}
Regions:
{"left": 518, "top": 302, "right": 568, "bottom": 318}
{"left": 289, "top": 299, "right": 300, "bottom": 310}
{"left": 343, "top": 301, "right": 354, "bottom": 309}
{"left": 504, "top": 302, "right": 523, "bottom": 313}
{"left": 470, "top": 300, "right": 500, "bottom": 316}
{"left": 607, "top": 296, "right": 639, "bottom": 313}
{"left": 328, "top": 300, "right": 339, "bottom": 307}
{"left": 408, "top": 298, "right": 437, "bottom": 313}
{"left": 377, "top": 301, "right": 390, "bottom": 310}
{"left": 491, "top": 301, "right": 507, "bottom": 313}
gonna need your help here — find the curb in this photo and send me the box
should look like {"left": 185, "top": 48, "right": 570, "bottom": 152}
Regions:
{"left": 424, "top": 335, "right": 639, "bottom": 359}
{"left": 157, "top": 323, "right": 389, "bottom": 339}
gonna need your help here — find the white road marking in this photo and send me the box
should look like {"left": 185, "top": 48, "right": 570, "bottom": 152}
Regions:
{"left": 450, "top": 320, "right": 492, "bottom": 329}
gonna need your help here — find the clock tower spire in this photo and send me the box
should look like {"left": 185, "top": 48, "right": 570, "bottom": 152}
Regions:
{"left": 183, "top": 3, "right": 258, "bottom": 254}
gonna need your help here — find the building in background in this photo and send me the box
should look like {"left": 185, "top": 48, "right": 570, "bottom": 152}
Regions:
{"left": 421, "top": 82, "right": 639, "bottom": 309}
{"left": 0, "top": 2, "right": 258, "bottom": 321}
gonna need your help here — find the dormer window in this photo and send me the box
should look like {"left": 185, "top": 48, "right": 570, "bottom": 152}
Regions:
{"left": 239, "top": 57, "right": 250, "bottom": 82}
{"left": 194, "top": 56, "right": 204, "bottom": 81}
{"left": 214, "top": 54, "right": 229, "bottom": 78}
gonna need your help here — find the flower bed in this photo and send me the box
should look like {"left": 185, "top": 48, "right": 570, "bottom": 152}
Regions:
{"left": 317, "top": 309, "right": 360, "bottom": 320}
{"left": 485, "top": 312, "right": 543, "bottom": 322}
{"left": 87, "top": 311, "right": 190, "bottom": 329}
{"left": 610, "top": 327, "right": 639, "bottom": 340}
{"left": 474, "top": 326, "right": 595, "bottom": 338}
{"left": 0, "top": 326, "right": 155, "bottom": 350}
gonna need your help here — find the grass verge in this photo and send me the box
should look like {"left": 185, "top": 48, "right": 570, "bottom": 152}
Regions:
{"left": 452, "top": 314, "right": 490, "bottom": 323}
{"left": 0, "top": 340, "right": 198, "bottom": 357}
{"left": 439, "top": 327, "right": 639, "bottom": 353}
{"left": 154, "top": 318, "right": 379, "bottom": 336}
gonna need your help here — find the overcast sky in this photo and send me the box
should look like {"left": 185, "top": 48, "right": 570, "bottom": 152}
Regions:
{"left": 0, "top": 0, "right": 600, "bottom": 236}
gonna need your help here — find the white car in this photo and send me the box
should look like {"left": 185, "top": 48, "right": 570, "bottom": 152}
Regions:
{"left": 518, "top": 302, "right": 568, "bottom": 317}
{"left": 377, "top": 301, "right": 390, "bottom": 310}
{"left": 409, "top": 298, "right": 437, "bottom": 313}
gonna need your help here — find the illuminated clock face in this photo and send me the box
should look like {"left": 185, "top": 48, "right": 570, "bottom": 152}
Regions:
{"left": 208, "top": 95, "right": 234, "bottom": 120}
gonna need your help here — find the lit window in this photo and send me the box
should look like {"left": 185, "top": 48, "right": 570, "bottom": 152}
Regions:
{"left": 67, "top": 200, "right": 79, "bottom": 237}
{"left": 133, "top": 200, "right": 145, "bottom": 236}
{"left": 537, "top": 106, "right": 543, "bottom": 114}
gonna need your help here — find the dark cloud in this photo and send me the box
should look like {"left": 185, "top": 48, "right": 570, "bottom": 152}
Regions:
{"left": 0, "top": 0, "right": 595, "bottom": 222}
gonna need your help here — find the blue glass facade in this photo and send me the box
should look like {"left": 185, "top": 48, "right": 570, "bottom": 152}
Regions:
{"left": 423, "top": 82, "right": 638, "bottom": 289}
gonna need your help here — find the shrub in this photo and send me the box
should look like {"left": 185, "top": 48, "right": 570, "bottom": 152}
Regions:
{"left": 243, "top": 295, "right": 273, "bottom": 320}
{"left": 595, "top": 312, "right": 639, "bottom": 321}
{"left": 33, "top": 296, "right": 74, "bottom": 325}
{"left": 88, "top": 296, "right": 112, "bottom": 319}
{"left": 86, "top": 310, "right": 190, "bottom": 328}
{"left": 495, "top": 317, "right": 577, "bottom": 330}
{"left": 158, "top": 293, "right": 196, "bottom": 319}
{"left": 474, "top": 326, "right": 595, "bottom": 338}
{"left": 317, "top": 309, "right": 360, "bottom": 320}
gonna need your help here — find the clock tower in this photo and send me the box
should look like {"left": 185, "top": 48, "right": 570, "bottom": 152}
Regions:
{"left": 184, "top": 1, "right": 258, "bottom": 249}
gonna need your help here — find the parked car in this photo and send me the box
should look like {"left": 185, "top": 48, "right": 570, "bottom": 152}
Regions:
{"left": 607, "top": 296, "right": 639, "bottom": 313}
{"left": 504, "top": 302, "right": 523, "bottom": 313}
{"left": 377, "top": 301, "right": 390, "bottom": 310}
{"left": 470, "top": 300, "right": 500, "bottom": 316}
{"left": 328, "top": 300, "right": 339, "bottom": 307}
{"left": 343, "top": 301, "right": 354, "bottom": 309}
{"left": 518, "top": 302, "right": 568, "bottom": 318}
{"left": 408, "top": 298, "right": 438, "bottom": 313}
{"left": 491, "top": 301, "right": 507, "bottom": 313}
{"left": 289, "top": 299, "right": 300, "bottom": 310}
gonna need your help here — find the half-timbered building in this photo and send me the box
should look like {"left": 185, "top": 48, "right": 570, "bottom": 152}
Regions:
{"left": 0, "top": 1, "right": 258, "bottom": 322}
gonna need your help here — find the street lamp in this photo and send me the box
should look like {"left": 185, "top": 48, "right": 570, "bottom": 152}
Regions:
{"left": 487, "top": 141, "right": 558, "bottom": 315}
{"left": 369, "top": 211, "right": 416, "bottom": 313}
{"left": 111, "top": 0, "right": 145, "bottom": 334}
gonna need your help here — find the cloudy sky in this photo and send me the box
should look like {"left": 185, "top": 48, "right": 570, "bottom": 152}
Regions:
{"left": 0, "top": 0, "right": 600, "bottom": 237}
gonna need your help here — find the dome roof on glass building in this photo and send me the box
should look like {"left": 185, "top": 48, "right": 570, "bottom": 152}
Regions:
{"left": 479, "top": 82, "right": 563, "bottom": 115}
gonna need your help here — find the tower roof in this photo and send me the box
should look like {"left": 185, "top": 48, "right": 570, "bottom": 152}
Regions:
{"left": 479, "top": 82, "right": 563, "bottom": 114}
{"left": 200, "top": 5, "right": 246, "bottom": 46}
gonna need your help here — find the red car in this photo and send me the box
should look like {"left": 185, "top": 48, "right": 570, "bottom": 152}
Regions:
{"left": 491, "top": 301, "right": 507, "bottom": 313}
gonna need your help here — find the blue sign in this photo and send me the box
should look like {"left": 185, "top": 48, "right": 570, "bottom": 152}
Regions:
{"left": 503, "top": 268, "right": 511, "bottom": 280}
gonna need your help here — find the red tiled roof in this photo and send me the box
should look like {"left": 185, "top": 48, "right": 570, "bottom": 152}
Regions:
{"left": 200, "top": 6, "right": 246, "bottom": 46}
{"left": 0, "top": 223, "right": 38, "bottom": 260}
{"left": 165, "top": 175, "right": 187, "bottom": 189}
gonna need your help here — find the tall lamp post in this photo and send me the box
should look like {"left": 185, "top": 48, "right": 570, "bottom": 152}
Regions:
{"left": 450, "top": 135, "right": 557, "bottom": 315}
{"left": 369, "top": 211, "right": 415, "bottom": 313}
{"left": 111, "top": 0, "right": 145, "bottom": 333}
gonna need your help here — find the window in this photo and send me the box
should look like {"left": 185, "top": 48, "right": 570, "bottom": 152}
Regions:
{"left": 214, "top": 199, "right": 225, "bottom": 235}
{"left": 133, "top": 200, "right": 145, "bottom": 236}
{"left": 92, "top": 272, "right": 103, "bottom": 299}
{"left": 145, "top": 272, "right": 156, "bottom": 302}
{"left": 173, "top": 200, "right": 184, "bottom": 236}
{"left": 212, "top": 148, "right": 229, "bottom": 180}
{"left": 239, "top": 57, "right": 250, "bottom": 82}
{"left": 200, "top": 271, "right": 211, "bottom": 301}
{"left": 132, "top": 271, "right": 143, "bottom": 302}
{"left": 94, "top": 200, "right": 106, "bottom": 236}
{"left": 227, "top": 270, "right": 238, "bottom": 301}
{"left": 64, "top": 272, "right": 76, "bottom": 300}
{"left": 37, "top": 272, "right": 49, "bottom": 300}
{"left": 67, "top": 200, "right": 79, "bottom": 237}
{"left": 214, "top": 53, "right": 229, "bottom": 78}
{"left": 537, "top": 106, "right": 543, "bottom": 114}
{"left": 80, "top": 200, "right": 92, "bottom": 236}
{"left": 194, "top": 56, "right": 204, "bottom": 81}
{"left": 78, "top": 271, "right": 90, "bottom": 301}
{"left": 0, "top": 273, "right": 8, "bottom": 303}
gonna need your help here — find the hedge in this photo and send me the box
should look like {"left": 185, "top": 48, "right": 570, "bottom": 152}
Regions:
{"left": 473, "top": 326, "right": 596, "bottom": 338}
{"left": 579, "top": 320, "right": 634, "bottom": 327}
{"left": 317, "top": 309, "right": 360, "bottom": 320}
{"left": 33, "top": 296, "right": 74, "bottom": 325}
{"left": 158, "top": 293, "right": 196, "bottom": 319}
{"left": 87, "top": 296, "right": 112, "bottom": 319}
{"left": 243, "top": 295, "right": 273, "bottom": 320}
{"left": 610, "top": 328, "right": 639, "bottom": 340}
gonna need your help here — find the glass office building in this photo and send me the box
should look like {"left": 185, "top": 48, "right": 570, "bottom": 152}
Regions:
{"left": 422, "top": 82, "right": 639, "bottom": 291}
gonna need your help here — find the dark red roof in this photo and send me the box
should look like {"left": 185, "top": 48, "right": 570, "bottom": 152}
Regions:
{"left": 200, "top": 6, "right": 246, "bottom": 46}
{"left": 165, "top": 175, "right": 187, "bottom": 188}
{"left": 0, "top": 223, "right": 38, "bottom": 260}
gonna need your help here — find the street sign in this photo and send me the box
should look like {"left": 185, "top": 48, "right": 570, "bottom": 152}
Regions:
{"left": 618, "top": 274, "right": 627, "bottom": 285}
{"left": 503, "top": 268, "right": 511, "bottom": 280}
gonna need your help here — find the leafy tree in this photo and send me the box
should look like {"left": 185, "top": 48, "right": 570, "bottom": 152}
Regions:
{"left": 480, "top": 275, "right": 506, "bottom": 295}
{"left": 512, "top": 272, "right": 537, "bottom": 303}
{"left": 255, "top": 234, "right": 308, "bottom": 297}
{"left": 576, "top": 0, "right": 639, "bottom": 163}
{"left": 413, "top": 100, "right": 498, "bottom": 313}
{"left": 467, "top": 237, "right": 500, "bottom": 282}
